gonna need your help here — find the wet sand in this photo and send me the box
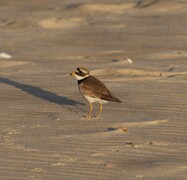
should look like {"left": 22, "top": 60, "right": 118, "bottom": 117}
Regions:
{"left": 0, "top": 0, "right": 187, "bottom": 179}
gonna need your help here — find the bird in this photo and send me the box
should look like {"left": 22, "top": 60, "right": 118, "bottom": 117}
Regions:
{"left": 70, "top": 67, "right": 121, "bottom": 119}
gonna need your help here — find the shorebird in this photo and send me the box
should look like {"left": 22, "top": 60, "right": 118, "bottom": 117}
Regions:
{"left": 70, "top": 67, "right": 121, "bottom": 119}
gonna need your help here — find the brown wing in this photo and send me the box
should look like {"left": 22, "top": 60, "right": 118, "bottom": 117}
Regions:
{"left": 78, "top": 76, "right": 121, "bottom": 103}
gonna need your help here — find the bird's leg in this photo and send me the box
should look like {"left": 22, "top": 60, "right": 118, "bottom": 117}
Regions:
{"left": 87, "top": 102, "right": 93, "bottom": 119}
{"left": 96, "top": 103, "right": 102, "bottom": 119}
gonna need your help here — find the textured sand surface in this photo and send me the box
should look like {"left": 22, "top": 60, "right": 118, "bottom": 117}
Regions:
{"left": 0, "top": 0, "right": 187, "bottom": 179}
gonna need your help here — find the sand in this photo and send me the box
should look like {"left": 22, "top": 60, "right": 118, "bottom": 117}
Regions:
{"left": 0, "top": 0, "right": 187, "bottom": 179}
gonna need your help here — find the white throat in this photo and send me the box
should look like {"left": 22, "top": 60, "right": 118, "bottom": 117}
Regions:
{"left": 75, "top": 74, "right": 89, "bottom": 80}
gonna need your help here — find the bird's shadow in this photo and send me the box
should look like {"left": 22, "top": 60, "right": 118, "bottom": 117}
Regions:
{"left": 0, "top": 77, "right": 84, "bottom": 108}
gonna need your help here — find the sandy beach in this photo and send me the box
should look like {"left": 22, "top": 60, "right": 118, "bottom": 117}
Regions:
{"left": 0, "top": 0, "right": 187, "bottom": 179}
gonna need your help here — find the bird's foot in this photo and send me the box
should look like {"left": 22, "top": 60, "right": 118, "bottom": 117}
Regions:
{"left": 93, "top": 115, "right": 101, "bottom": 120}
{"left": 82, "top": 114, "right": 95, "bottom": 120}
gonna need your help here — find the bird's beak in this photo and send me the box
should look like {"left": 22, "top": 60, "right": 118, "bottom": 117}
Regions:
{"left": 70, "top": 71, "right": 76, "bottom": 76}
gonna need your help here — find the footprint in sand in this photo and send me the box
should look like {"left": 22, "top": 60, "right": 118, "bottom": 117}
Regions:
{"left": 38, "top": 17, "right": 84, "bottom": 29}
{"left": 78, "top": 3, "right": 134, "bottom": 14}
{"left": 30, "top": 167, "right": 47, "bottom": 172}
{"left": 0, "top": 19, "right": 36, "bottom": 29}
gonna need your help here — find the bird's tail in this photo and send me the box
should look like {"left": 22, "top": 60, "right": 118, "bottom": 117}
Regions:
{"left": 112, "top": 96, "right": 122, "bottom": 103}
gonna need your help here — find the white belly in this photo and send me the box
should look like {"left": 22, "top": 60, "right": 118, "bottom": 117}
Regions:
{"left": 84, "top": 95, "right": 108, "bottom": 104}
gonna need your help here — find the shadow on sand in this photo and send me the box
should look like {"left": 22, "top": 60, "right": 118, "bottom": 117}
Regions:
{"left": 0, "top": 77, "right": 83, "bottom": 107}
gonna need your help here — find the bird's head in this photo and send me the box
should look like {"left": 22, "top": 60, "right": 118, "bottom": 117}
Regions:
{"left": 70, "top": 67, "right": 90, "bottom": 80}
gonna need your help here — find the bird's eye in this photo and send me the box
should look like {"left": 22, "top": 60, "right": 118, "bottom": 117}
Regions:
{"left": 77, "top": 68, "right": 80, "bottom": 72}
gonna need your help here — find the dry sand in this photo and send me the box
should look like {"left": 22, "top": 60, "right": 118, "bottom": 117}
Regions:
{"left": 0, "top": 0, "right": 187, "bottom": 179}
